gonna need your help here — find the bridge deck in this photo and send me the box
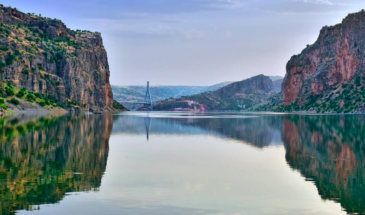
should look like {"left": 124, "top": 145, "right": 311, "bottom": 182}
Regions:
{"left": 119, "top": 101, "right": 151, "bottom": 105}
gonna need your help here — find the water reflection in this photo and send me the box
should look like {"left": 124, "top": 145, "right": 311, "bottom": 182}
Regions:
{"left": 0, "top": 113, "right": 112, "bottom": 215}
{"left": 282, "top": 115, "right": 365, "bottom": 215}
{"left": 112, "top": 113, "right": 284, "bottom": 147}
{"left": 113, "top": 112, "right": 365, "bottom": 214}
{"left": 2, "top": 112, "right": 365, "bottom": 214}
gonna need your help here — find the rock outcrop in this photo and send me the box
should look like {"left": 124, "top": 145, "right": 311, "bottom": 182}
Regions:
{"left": 0, "top": 6, "right": 113, "bottom": 110}
{"left": 282, "top": 10, "right": 365, "bottom": 112}
{"left": 153, "top": 75, "right": 275, "bottom": 111}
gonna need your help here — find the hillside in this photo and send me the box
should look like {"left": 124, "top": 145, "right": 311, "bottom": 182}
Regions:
{"left": 112, "top": 81, "right": 233, "bottom": 103}
{"left": 153, "top": 75, "right": 275, "bottom": 111}
{"left": 0, "top": 6, "right": 123, "bottom": 112}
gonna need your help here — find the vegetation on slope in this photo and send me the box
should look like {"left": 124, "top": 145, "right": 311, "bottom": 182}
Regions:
{"left": 254, "top": 74, "right": 365, "bottom": 113}
{"left": 0, "top": 5, "right": 113, "bottom": 110}
{"left": 0, "top": 81, "right": 68, "bottom": 110}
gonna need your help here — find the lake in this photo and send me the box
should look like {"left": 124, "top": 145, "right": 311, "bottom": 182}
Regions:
{"left": 1, "top": 111, "right": 364, "bottom": 215}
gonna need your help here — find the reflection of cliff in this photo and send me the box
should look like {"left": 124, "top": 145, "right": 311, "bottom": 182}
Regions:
{"left": 0, "top": 114, "right": 112, "bottom": 215}
{"left": 112, "top": 115, "right": 284, "bottom": 148}
{"left": 283, "top": 115, "right": 365, "bottom": 215}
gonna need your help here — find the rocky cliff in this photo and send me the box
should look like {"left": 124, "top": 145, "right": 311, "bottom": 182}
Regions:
{"left": 0, "top": 6, "right": 114, "bottom": 110}
{"left": 282, "top": 10, "right": 365, "bottom": 113}
{"left": 153, "top": 75, "right": 275, "bottom": 111}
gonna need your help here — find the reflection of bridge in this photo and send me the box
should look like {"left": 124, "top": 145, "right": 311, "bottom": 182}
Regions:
{"left": 144, "top": 117, "right": 152, "bottom": 140}
{"left": 119, "top": 81, "right": 153, "bottom": 110}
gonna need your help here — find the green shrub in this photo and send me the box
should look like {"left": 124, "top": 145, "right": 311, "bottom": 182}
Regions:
{"left": 38, "top": 101, "right": 46, "bottom": 106}
{"left": 14, "top": 50, "right": 21, "bottom": 56}
{"left": 16, "top": 89, "right": 26, "bottom": 98}
{"left": 22, "top": 69, "right": 29, "bottom": 75}
{"left": 34, "top": 93, "right": 42, "bottom": 98}
{"left": 26, "top": 93, "right": 35, "bottom": 102}
{"left": 0, "top": 46, "right": 9, "bottom": 51}
{"left": 356, "top": 77, "right": 361, "bottom": 86}
{"left": 0, "top": 98, "right": 4, "bottom": 103}
{"left": 5, "top": 87, "right": 15, "bottom": 96}
{"left": 5, "top": 55, "right": 15, "bottom": 65}
{"left": 0, "top": 103, "right": 7, "bottom": 110}
{"left": 9, "top": 98, "right": 20, "bottom": 105}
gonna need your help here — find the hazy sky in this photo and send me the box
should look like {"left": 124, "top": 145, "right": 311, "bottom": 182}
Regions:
{"left": 4, "top": 0, "right": 365, "bottom": 86}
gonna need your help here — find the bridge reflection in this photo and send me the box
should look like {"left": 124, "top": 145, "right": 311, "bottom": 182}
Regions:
{"left": 144, "top": 117, "right": 152, "bottom": 141}
{"left": 111, "top": 113, "right": 283, "bottom": 147}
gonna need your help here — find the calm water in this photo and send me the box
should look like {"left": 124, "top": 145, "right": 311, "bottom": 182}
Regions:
{"left": 0, "top": 112, "right": 364, "bottom": 215}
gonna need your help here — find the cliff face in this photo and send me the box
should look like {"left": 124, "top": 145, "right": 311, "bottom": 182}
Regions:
{"left": 153, "top": 75, "right": 275, "bottom": 111}
{"left": 283, "top": 10, "right": 365, "bottom": 111}
{"left": 0, "top": 6, "right": 113, "bottom": 109}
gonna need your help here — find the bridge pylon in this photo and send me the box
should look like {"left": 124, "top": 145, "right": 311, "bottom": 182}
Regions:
{"left": 118, "top": 81, "right": 153, "bottom": 110}
{"left": 143, "top": 81, "right": 153, "bottom": 110}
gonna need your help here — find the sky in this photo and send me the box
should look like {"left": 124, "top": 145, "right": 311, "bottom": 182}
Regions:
{"left": 4, "top": 0, "right": 365, "bottom": 86}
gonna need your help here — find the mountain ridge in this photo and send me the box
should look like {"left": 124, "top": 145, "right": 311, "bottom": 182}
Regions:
{"left": 153, "top": 75, "right": 276, "bottom": 111}
{"left": 112, "top": 81, "right": 234, "bottom": 103}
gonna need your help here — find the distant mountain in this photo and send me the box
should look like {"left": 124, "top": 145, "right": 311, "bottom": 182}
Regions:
{"left": 273, "top": 79, "right": 284, "bottom": 93}
{"left": 112, "top": 81, "right": 233, "bottom": 103}
{"left": 204, "top": 81, "right": 234, "bottom": 92}
{"left": 269, "top": 76, "right": 284, "bottom": 81}
{"left": 153, "top": 75, "right": 276, "bottom": 111}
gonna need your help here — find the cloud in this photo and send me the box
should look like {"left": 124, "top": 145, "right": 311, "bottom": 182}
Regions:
{"left": 209, "top": 0, "right": 246, "bottom": 9}
{"left": 91, "top": 0, "right": 245, "bottom": 17}
{"left": 259, "top": 0, "right": 353, "bottom": 13}
{"left": 184, "top": 29, "right": 206, "bottom": 40}
{"left": 224, "top": 31, "right": 233, "bottom": 38}
{"left": 295, "top": 0, "right": 333, "bottom": 5}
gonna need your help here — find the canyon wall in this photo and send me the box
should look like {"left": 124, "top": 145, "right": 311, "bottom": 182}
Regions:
{"left": 283, "top": 10, "right": 365, "bottom": 109}
{"left": 0, "top": 6, "right": 113, "bottom": 109}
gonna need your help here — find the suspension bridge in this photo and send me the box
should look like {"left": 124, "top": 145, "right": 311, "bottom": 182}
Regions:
{"left": 119, "top": 81, "right": 153, "bottom": 110}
